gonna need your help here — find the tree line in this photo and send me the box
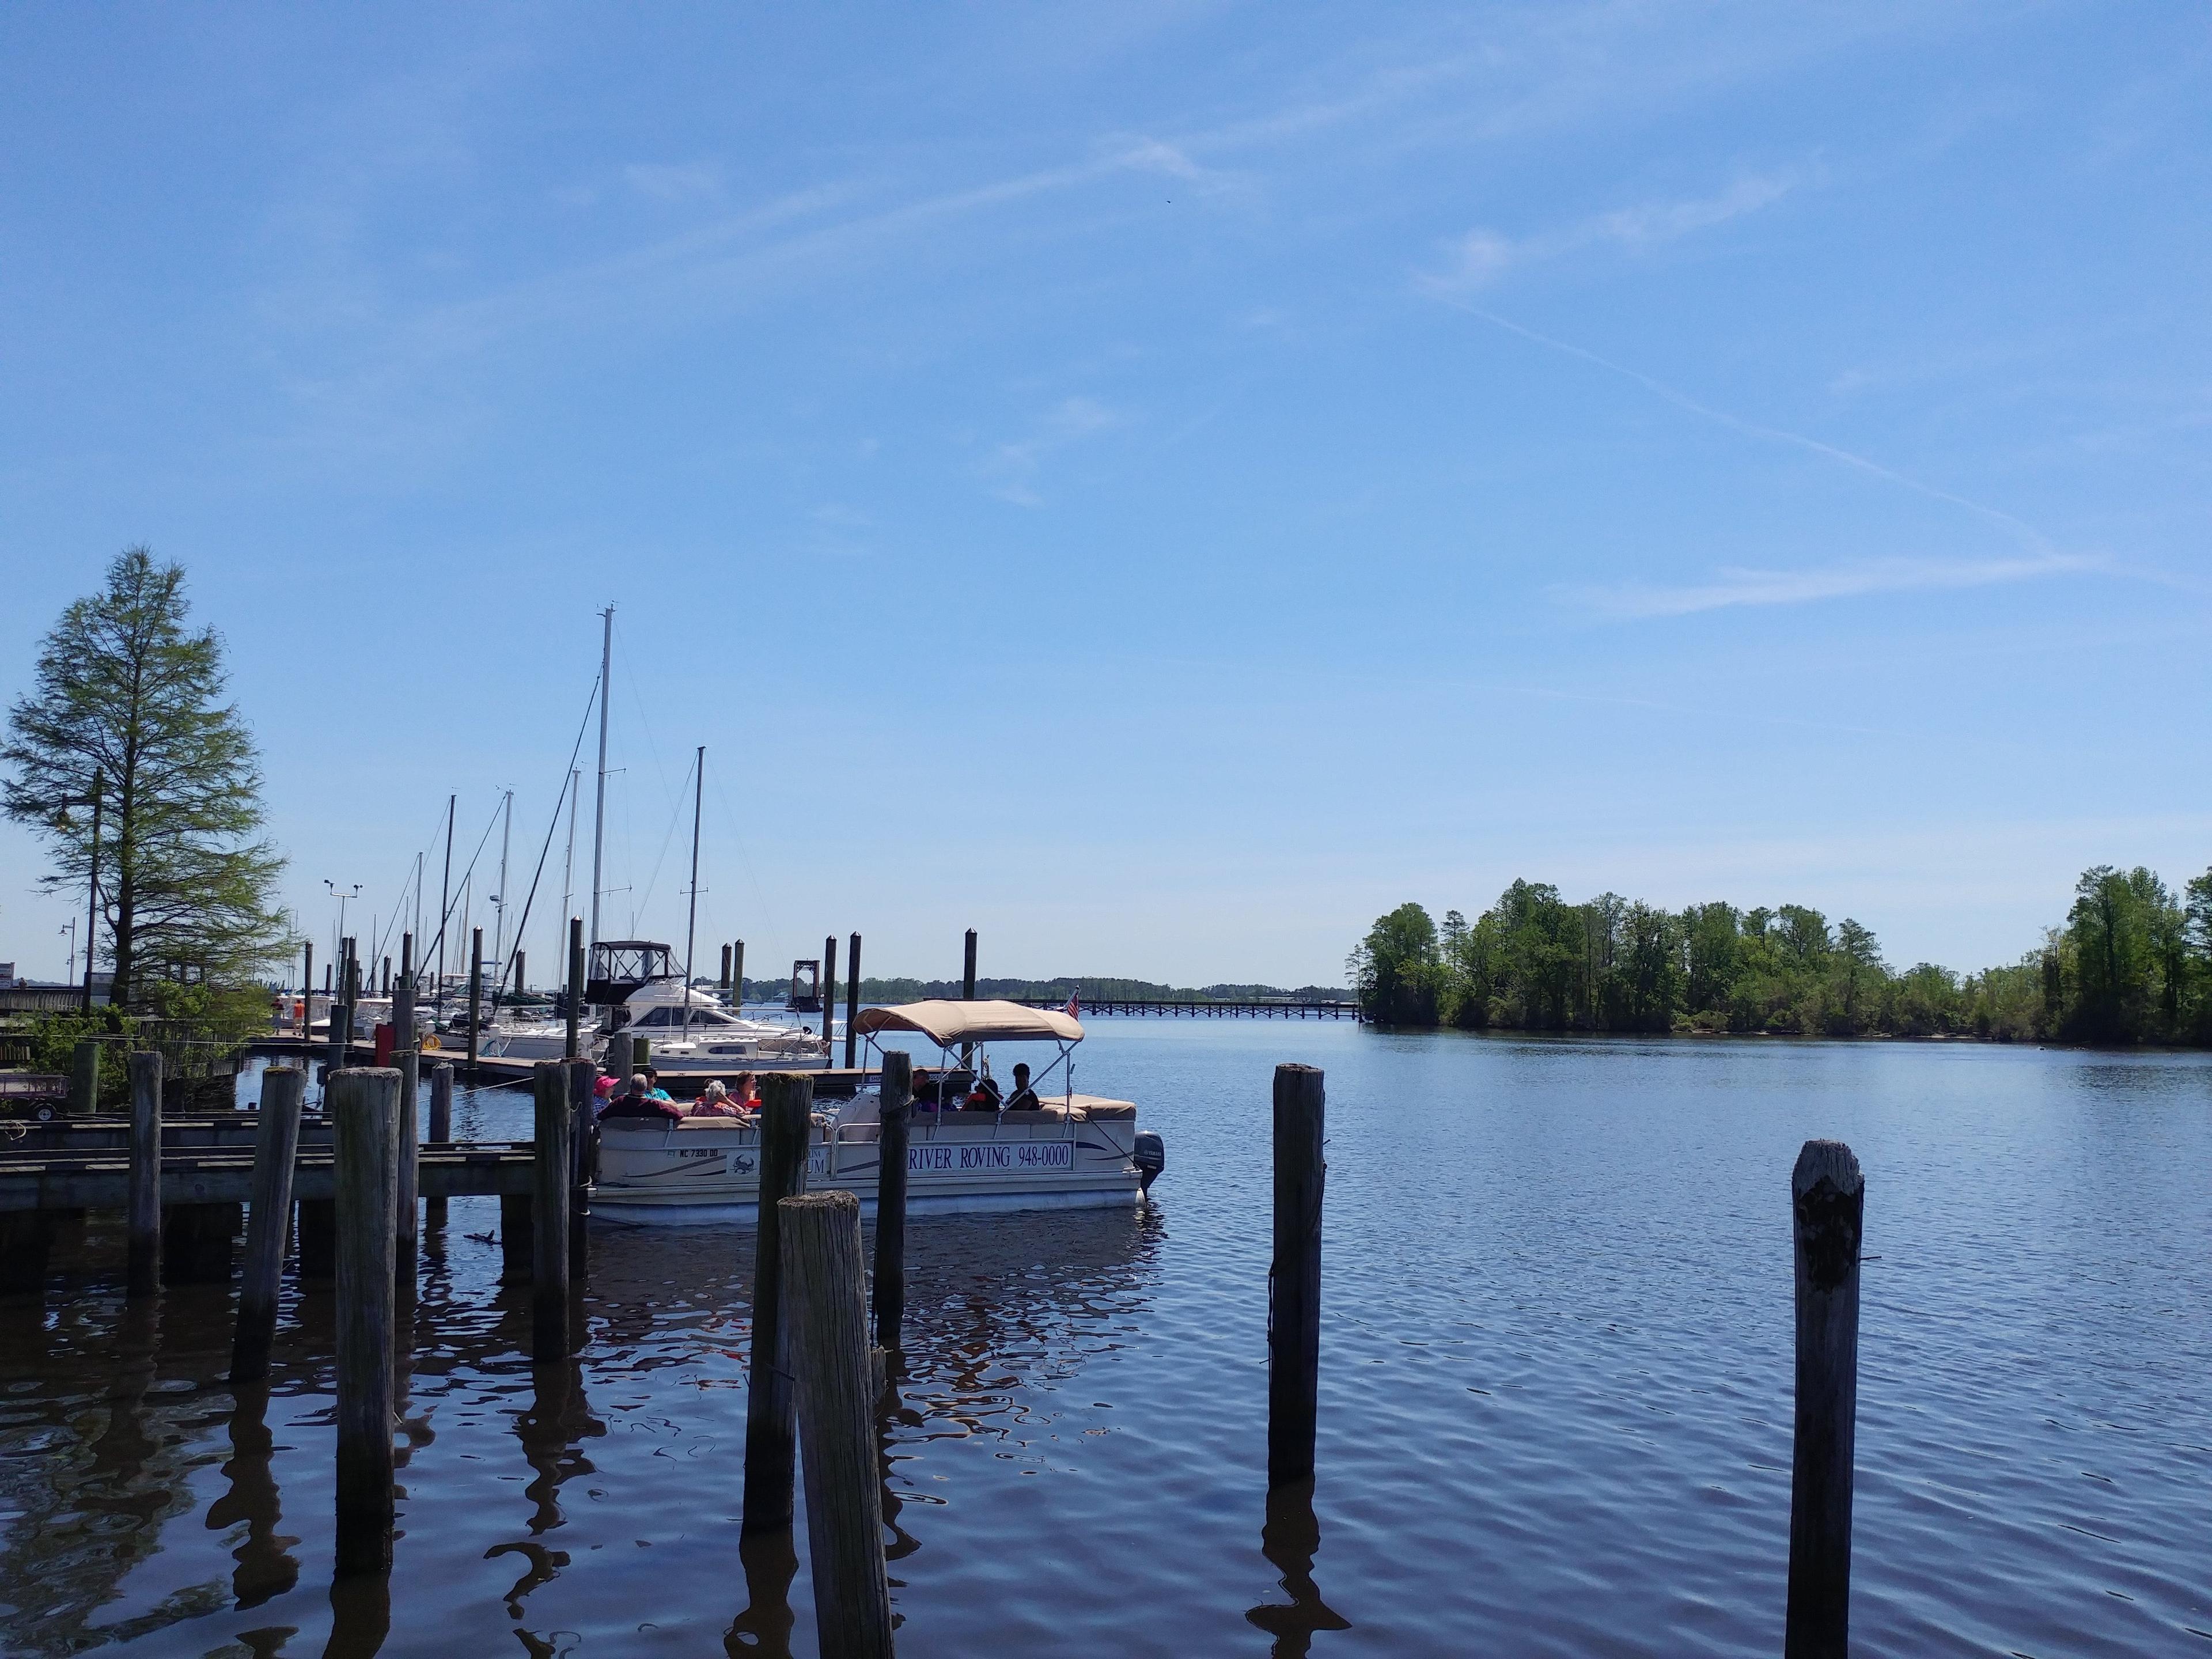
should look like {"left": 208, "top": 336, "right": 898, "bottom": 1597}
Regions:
{"left": 1350, "top": 867, "right": 2212, "bottom": 1046}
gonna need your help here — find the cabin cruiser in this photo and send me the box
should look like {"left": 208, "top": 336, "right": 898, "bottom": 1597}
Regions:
{"left": 475, "top": 937, "right": 829, "bottom": 1071}
{"left": 592, "top": 999, "right": 1164, "bottom": 1224}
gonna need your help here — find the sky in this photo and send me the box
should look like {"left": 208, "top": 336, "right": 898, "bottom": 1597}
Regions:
{"left": 1, "top": 2, "right": 2207, "bottom": 990}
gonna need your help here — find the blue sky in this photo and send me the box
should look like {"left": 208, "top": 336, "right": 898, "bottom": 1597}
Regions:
{"left": 2, "top": 3, "right": 2207, "bottom": 989}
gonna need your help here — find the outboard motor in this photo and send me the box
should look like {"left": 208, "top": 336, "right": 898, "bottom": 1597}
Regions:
{"left": 1132, "top": 1130, "right": 1166, "bottom": 1195}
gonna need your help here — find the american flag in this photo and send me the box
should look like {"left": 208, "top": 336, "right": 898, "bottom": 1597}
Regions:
{"left": 1066, "top": 994, "right": 1080, "bottom": 1017}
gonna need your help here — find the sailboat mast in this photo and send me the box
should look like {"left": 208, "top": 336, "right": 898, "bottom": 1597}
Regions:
{"left": 561, "top": 767, "right": 578, "bottom": 946}
{"left": 588, "top": 605, "right": 613, "bottom": 956}
{"left": 494, "top": 789, "right": 512, "bottom": 977}
{"left": 437, "top": 793, "right": 454, "bottom": 1021}
{"left": 683, "top": 745, "right": 703, "bottom": 1034}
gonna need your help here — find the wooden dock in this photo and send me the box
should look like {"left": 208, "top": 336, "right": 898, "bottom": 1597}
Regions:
{"left": 0, "top": 1139, "right": 535, "bottom": 1212}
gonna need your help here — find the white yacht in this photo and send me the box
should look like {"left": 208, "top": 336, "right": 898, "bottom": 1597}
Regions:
{"left": 605, "top": 977, "right": 829, "bottom": 1075}
{"left": 591, "top": 999, "right": 1165, "bottom": 1225}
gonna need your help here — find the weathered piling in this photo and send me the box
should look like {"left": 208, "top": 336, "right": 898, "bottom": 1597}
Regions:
{"left": 428, "top": 1062, "right": 453, "bottom": 1142}
{"left": 733, "top": 940, "right": 745, "bottom": 1002}
{"left": 961, "top": 928, "right": 978, "bottom": 1065}
{"left": 392, "top": 935, "right": 419, "bottom": 1288}
{"left": 127, "top": 1050, "right": 162, "bottom": 1296}
{"left": 69, "top": 1039, "right": 101, "bottom": 1117}
{"left": 425, "top": 1062, "right": 453, "bottom": 1230}
{"left": 531, "top": 1061, "right": 573, "bottom": 1361}
{"left": 565, "top": 917, "right": 585, "bottom": 1060}
{"left": 1268, "top": 1063, "right": 1325, "bottom": 1489}
{"left": 872, "top": 1050, "right": 912, "bottom": 1351}
{"left": 297, "top": 1198, "right": 336, "bottom": 1280}
{"left": 781, "top": 1189, "right": 896, "bottom": 1657}
{"left": 466, "top": 928, "right": 483, "bottom": 1073}
{"left": 605, "top": 1032, "right": 636, "bottom": 1082}
{"left": 0, "top": 1213, "right": 54, "bottom": 1297}
{"left": 232, "top": 1066, "right": 305, "bottom": 1382}
{"left": 824, "top": 934, "right": 839, "bottom": 1047}
{"left": 513, "top": 949, "right": 525, "bottom": 997}
{"left": 844, "top": 931, "right": 862, "bottom": 1069}
{"left": 743, "top": 1072, "right": 814, "bottom": 1533}
{"left": 499, "top": 1194, "right": 533, "bottom": 1284}
{"left": 324, "top": 943, "right": 350, "bottom": 1081}
{"left": 331, "top": 1066, "right": 399, "bottom": 1577}
{"left": 565, "top": 1056, "right": 594, "bottom": 1278}
{"left": 721, "top": 942, "right": 733, "bottom": 990}
{"left": 301, "top": 941, "right": 313, "bottom": 1031}
{"left": 1787, "top": 1139, "right": 1863, "bottom": 1659}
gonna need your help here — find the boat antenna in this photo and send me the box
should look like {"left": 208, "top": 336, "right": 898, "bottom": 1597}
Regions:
{"left": 589, "top": 604, "right": 613, "bottom": 957}
{"left": 683, "top": 745, "right": 703, "bottom": 1037}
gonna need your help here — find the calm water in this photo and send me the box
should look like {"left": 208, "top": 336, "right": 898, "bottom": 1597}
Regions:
{"left": 2, "top": 1025, "right": 2209, "bottom": 1656}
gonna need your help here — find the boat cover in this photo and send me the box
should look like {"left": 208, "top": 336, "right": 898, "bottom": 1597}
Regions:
{"left": 852, "top": 999, "right": 1084, "bottom": 1045}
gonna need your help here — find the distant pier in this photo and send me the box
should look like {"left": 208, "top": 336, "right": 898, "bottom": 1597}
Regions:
{"left": 1019, "top": 997, "right": 1357, "bottom": 1020}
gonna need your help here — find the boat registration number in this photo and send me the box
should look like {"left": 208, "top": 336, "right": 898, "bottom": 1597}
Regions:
{"left": 911, "top": 1141, "right": 1073, "bottom": 1173}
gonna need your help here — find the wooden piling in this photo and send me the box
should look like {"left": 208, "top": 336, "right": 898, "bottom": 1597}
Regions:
{"left": 232, "top": 1066, "right": 305, "bottom": 1380}
{"left": 428, "top": 1062, "right": 453, "bottom": 1142}
{"left": 565, "top": 916, "right": 585, "bottom": 1059}
{"left": 127, "top": 1050, "right": 162, "bottom": 1296}
{"left": 823, "top": 934, "right": 838, "bottom": 1052}
{"left": 330, "top": 1066, "right": 399, "bottom": 1577}
{"left": 721, "top": 942, "right": 733, "bottom": 990}
{"left": 425, "top": 1062, "right": 453, "bottom": 1230}
{"left": 743, "top": 1071, "right": 814, "bottom": 1533}
{"left": 844, "top": 931, "right": 862, "bottom": 1069}
{"left": 733, "top": 940, "right": 744, "bottom": 1003}
{"left": 531, "top": 1061, "right": 573, "bottom": 1360}
{"left": 872, "top": 1051, "right": 912, "bottom": 1350}
{"left": 69, "top": 1038, "right": 101, "bottom": 1117}
{"left": 565, "top": 1056, "right": 594, "bottom": 1278}
{"left": 0, "top": 1211, "right": 54, "bottom": 1297}
{"left": 392, "top": 935, "right": 419, "bottom": 1285}
{"left": 780, "top": 1189, "right": 896, "bottom": 1657}
{"left": 1787, "top": 1139, "right": 1863, "bottom": 1659}
{"left": 513, "top": 949, "right": 525, "bottom": 997}
{"left": 1268, "top": 1063, "right": 1325, "bottom": 1489}
{"left": 297, "top": 1199, "right": 336, "bottom": 1280}
{"left": 499, "top": 1194, "right": 533, "bottom": 1285}
{"left": 961, "top": 928, "right": 978, "bottom": 1065}
{"left": 302, "top": 942, "right": 313, "bottom": 1032}
{"left": 466, "top": 928, "right": 483, "bottom": 1074}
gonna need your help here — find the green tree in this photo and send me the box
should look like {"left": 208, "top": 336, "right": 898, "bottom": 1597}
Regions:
{"left": 2061, "top": 865, "right": 2181, "bottom": 1044}
{"left": 1348, "top": 902, "right": 1441, "bottom": 1025}
{"left": 3, "top": 549, "right": 290, "bottom": 1006}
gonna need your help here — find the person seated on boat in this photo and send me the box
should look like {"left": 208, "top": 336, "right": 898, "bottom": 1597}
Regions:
{"left": 910, "top": 1067, "right": 942, "bottom": 1108}
{"left": 689, "top": 1079, "right": 747, "bottom": 1119}
{"left": 601, "top": 1073, "right": 683, "bottom": 1122}
{"left": 964, "top": 1072, "right": 1002, "bottom": 1111}
{"left": 642, "top": 1067, "right": 675, "bottom": 1101}
{"left": 1005, "top": 1063, "right": 1040, "bottom": 1113}
{"left": 732, "top": 1071, "right": 762, "bottom": 1112}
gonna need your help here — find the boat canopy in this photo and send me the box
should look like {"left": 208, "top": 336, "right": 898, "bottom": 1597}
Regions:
{"left": 852, "top": 999, "right": 1083, "bottom": 1046}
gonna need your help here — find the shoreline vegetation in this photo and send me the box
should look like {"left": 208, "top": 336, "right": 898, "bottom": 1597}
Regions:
{"left": 1350, "top": 865, "right": 2212, "bottom": 1048}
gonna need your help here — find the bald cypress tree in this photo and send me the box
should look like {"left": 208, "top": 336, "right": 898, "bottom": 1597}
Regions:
{"left": 3, "top": 548, "right": 289, "bottom": 1007}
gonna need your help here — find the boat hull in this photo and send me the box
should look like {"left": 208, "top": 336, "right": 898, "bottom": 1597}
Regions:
{"left": 589, "top": 1105, "right": 1145, "bottom": 1224}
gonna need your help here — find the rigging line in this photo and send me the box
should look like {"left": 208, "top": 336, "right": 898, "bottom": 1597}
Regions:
{"left": 613, "top": 613, "right": 679, "bottom": 818}
{"left": 355, "top": 798, "right": 450, "bottom": 977}
{"left": 418, "top": 798, "right": 504, "bottom": 989}
{"left": 633, "top": 748, "right": 698, "bottom": 931}
{"left": 486, "top": 675, "right": 601, "bottom": 1020}
{"left": 709, "top": 766, "right": 784, "bottom": 970}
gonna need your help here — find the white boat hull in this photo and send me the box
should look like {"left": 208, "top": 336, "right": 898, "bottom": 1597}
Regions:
{"left": 589, "top": 1096, "right": 1146, "bottom": 1225}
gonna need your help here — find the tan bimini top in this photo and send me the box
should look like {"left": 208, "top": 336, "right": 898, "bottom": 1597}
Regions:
{"left": 851, "top": 999, "right": 1084, "bottom": 1046}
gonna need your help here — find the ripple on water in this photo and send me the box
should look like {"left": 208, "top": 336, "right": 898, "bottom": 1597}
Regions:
{"left": 0, "top": 1031, "right": 2206, "bottom": 1654}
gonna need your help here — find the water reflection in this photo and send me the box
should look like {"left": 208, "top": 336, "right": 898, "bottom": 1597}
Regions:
{"left": 491, "top": 1358, "right": 602, "bottom": 1645}
{"left": 1245, "top": 1479, "right": 1351, "bottom": 1657}
{"left": 321, "top": 1571, "right": 389, "bottom": 1658}
{"left": 722, "top": 1527, "right": 799, "bottom": 1657}
{"left": 209, "top": 1383, "right": 300, "bottom": 1608}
